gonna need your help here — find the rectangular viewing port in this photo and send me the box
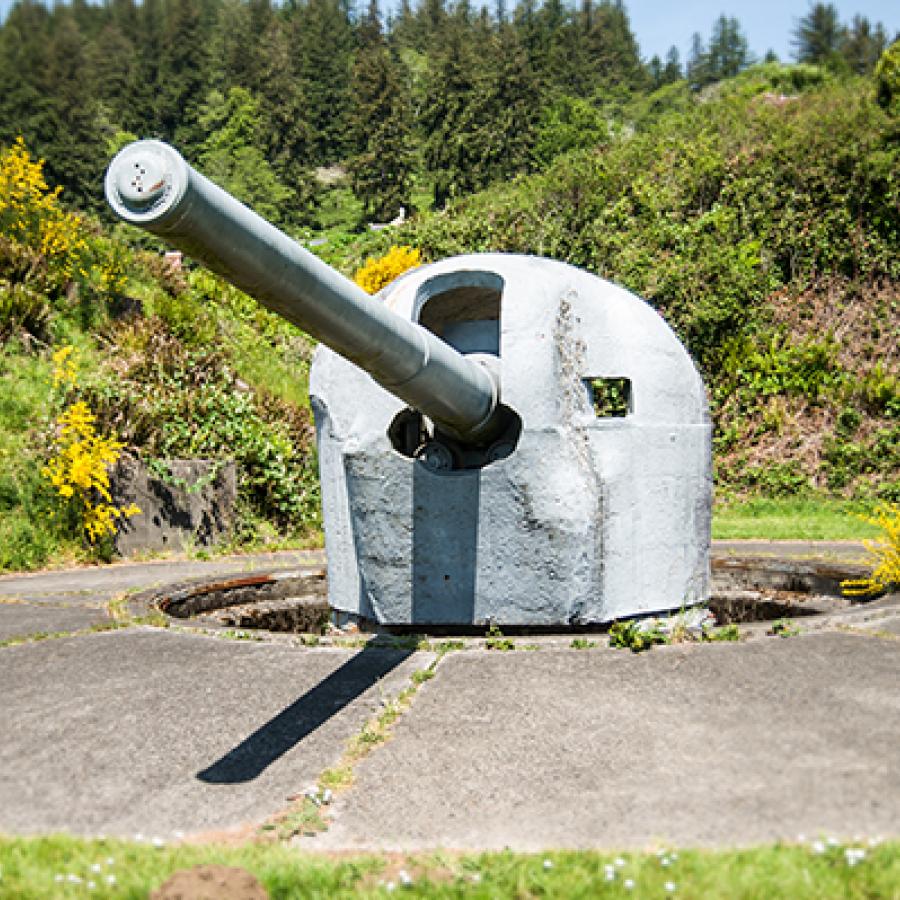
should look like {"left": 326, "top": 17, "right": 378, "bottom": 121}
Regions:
{"left": 586, "top": 377, "right": 632, "bottom": 417}
{"left": 414, "top": 271, "right": 503, "bottom": 356}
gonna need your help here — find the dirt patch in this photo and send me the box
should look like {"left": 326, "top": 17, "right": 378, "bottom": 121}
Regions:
{"left": 150, "top": 864, "right": 267, "bottom": 900}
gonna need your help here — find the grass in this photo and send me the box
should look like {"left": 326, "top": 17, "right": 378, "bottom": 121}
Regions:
{"left": 0, "top": 343, "right": 85, "bottom": 573}
{"left": 0, "top": 836, "right": 896, "bottom": 898}
{"left": 712, "top": 497, "right": 884, "bottom": 541}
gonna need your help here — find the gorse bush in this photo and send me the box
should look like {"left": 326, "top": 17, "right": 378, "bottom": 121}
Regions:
{"left": 42, "top": 346, "right": 140, "bottom": 545}
{"left": 353, "top": 245, "right": 422, "bottom": 294}
{"left": 0, "top": 138, "right": 127, "bottom": 341}
{"left": 842, "top": 503, "right": 900, "bottom": 596}
{"left": 0, "top": 137, "right": 87, "bottom": 271}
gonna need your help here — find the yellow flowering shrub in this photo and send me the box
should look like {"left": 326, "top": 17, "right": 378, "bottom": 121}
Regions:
{"left": 51, "top": 345, "right": 77, "bottom": 389}
{"left": 0, "top": 137, "right": 88, "bottom": 278}
{"left": 841, "top": 503, "right": 900, "bottom": 596}
{"left": 42, "top": 347, "right": 140, "bottom": 544}
{"left": 353, "top": 245, "right": 422, "bottom": 295}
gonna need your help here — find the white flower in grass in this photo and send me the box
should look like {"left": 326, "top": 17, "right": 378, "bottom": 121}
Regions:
{"left": 623, "top": 878, "right": 635, "bottom": 890}
{"left": 470, "top": 873, "right": 482, "bottom": 884}
{"left": 810, "top": 840, "right": 826, "bottom": 855}
{"left": 398, "top": 870, "right": 413, "bottom": 886}
{"left": 664, "top": 881, "right": 677, "bottom": 893}
{"left": 543, "top": 859, "right": 553, "bottom": 870}
{"left": 614, "top": 857, "right": 626, "bottom": 867}
{"left": 385, "top": 881, "right": 396, "bottom": 892}
{"left": 604, "top": 865, "right": 616, "bottom": 881}
{"left": 67, "top": 874, "right": 82, "bottom": 884}
{"left": 670, "top": 852, "right": 679, "bottom": 861}
{"left": 54, "top": 874, "right": 64, "bottom": 883}
{"left": 152, "top": 837, "right": 165, "bottom": 848}
{"left": 827, "top": 837, "right": 840, "bottom": 847}
{"left": 107, "top": 874, "right": 117, "bottom": 885}
{"left": 661, "top": 856, "right": 671, "bottom": 867}
{"left": 91, "top": 863, "right": 102, "bottom": 873}
{"left": 845, "top": 848, "right": 866, "bottom": 866}
{"left": 87, "top": 881, "right": 96, "bottom": 890}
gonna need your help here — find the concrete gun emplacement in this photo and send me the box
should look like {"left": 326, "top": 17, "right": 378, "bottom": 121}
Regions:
{"left": 106, "top": 140, "right": 712, "bottom": 627}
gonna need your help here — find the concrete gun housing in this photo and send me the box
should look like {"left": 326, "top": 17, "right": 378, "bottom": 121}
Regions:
{"left": 106, "top": 140, "right": 712, "bottom": 627}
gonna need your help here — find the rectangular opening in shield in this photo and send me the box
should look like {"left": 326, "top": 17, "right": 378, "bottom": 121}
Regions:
{"left": 587, "top": 377, "right": 632, "bottom": 417}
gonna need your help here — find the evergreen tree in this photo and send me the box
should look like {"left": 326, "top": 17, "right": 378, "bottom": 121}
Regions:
{"left": 423, "top": 16, "right": 539, "bottom": 207}
{"left": 292, "top": 0, "right": 355, "bottom": 163}
{"left": 197, "top": 86, "right": 296, "bottom": 225}
{"left": 840, "top": 15, "right": 889, "bottom": 74}
{"left": 255, "top": 18, "right": 317, "bottom": 203}
{"left": 793, "top": 3, "right": 846, "bottom": 68}
{"left": 0, "top": 1, "right": 53, "bottom": 152}
{"left": 208, "top": 0, "right": 255, "bottom": 91}
{"left": 348, "top": 0, "right": 414, "bottom": 221}
{"left": 663, "top": 45, "right": 682, "bottom": 83}
{"left": 37, "top": 7, "right": 104, "bottom": 207}
{"left": 155, "top": 0, "right": 213, "bottom": 148}
{"left": 648, "top": 54, "right": 663, "bottom": 89}
{"left": 686, "top": 31, "right": 710, "bottom": 90}
{"left": 707, "top": 15, "right": 750, "bottom": 80}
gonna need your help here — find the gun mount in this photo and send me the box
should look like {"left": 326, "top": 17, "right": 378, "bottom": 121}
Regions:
{"left": 106, "top": 141, "right": 712, "bottom": 627}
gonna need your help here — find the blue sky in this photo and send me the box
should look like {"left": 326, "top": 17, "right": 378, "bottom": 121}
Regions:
{"left": 0, "top": 0, "right": 896, "bottom": 65}
{"left": 627, "top": 1, "right": 898, "bottom": 65}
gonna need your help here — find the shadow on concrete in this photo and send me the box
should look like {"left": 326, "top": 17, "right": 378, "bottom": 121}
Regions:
{"left": 411, "top": 465, "right": 479, "bottom": 624}
{"left": 196, "top": 647, "right": 412, "bottom": 784}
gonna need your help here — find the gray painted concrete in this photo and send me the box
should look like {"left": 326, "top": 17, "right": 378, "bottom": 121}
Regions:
{"left": 311, "top": 633, "right": 900, "bottom": 851}
{"left": 0, "top": 629, "right": 422, "bottom": 837}
{"left": 313, "top": 255, "right": 712, "bottom": 626}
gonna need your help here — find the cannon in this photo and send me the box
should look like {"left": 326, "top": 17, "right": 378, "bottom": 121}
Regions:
{"left": 106, "top": 140, "right": 712, "bottom": 627}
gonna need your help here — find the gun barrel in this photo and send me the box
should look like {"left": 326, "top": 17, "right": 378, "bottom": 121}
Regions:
{"left": 105, "top": 140, "right": 499, "bottom": 443}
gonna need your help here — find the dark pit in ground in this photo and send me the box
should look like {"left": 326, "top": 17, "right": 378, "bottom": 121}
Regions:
{"left": 159, "top": 568, "right": 330, "bottom": 633}
{"left": 154, "top": 556, "right": 874, "bottom": 635}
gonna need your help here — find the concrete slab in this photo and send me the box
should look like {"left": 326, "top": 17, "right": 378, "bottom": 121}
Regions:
{"left": 0, "top": 629, "right": 422, "bottom": 838}
{"left": 0, "top": 603, "right": 110, "bottom": 642}
{"left": 712, "top": 540, "right": 868, "bottom": 562}
{"left": 872, "top": 616, "right": 900, "bottom": 636}
{"left": 312, "top": 633, "right": 900, "bottom": 851}
{"left": 0, "top": 550, "right": 325, "bottom": 606}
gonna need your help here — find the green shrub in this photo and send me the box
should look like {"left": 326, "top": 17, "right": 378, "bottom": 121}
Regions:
{"left": 875, "top": 41, "right": 900, "bottom": 112}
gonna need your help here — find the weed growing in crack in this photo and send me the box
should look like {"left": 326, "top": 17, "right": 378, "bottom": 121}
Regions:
{"left": 609, "top": 620, "right": 667, "bottom": 653}
{"left": 703, "top": 623, "right": 742, "bottom": 642}
{"left": 570, "top": 638, "right": 598, "bottom": 649}
{"left": 485, "top": 623, "right": 515, "bottom": 651}
{"left": 769, "top": 618, "right": 801, "bottom": 638}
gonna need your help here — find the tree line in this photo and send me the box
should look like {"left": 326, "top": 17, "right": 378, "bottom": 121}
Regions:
{"left": 0, "top": 0, "right": 894, "bottom": 225}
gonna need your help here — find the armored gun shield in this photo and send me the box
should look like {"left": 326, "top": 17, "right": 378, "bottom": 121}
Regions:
{"left": 106, "top": 141, "right": 712, "bottom": 627}
{"left": 313, "top": 256, "right": 711, "bottom": 626}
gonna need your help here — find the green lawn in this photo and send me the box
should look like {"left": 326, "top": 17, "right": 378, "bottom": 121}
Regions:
{"left": 0, "top": 836, "right": 896, "bottom": 898}
{"left": 712, "top": 498, "right": 884, "bottom": 541}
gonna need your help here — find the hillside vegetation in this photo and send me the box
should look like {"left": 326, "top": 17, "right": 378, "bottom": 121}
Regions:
{"left": 379, "top": 66, "right": 899, "bottom": 502}
{"left": 0, "top": 26, "right": 897, "bottom": 570}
